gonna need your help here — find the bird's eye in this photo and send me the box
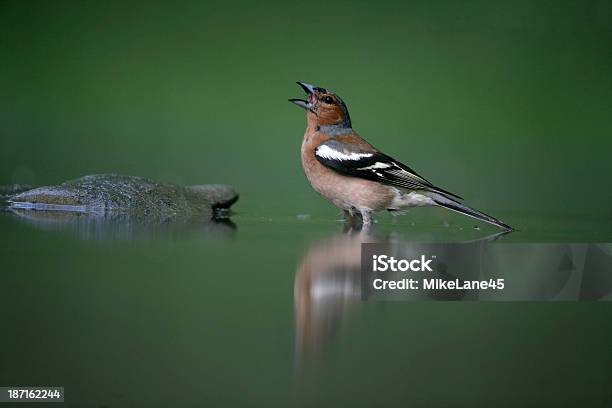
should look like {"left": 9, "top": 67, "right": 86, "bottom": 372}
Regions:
{"left": 323, "top": 96, "right": 334, "bottom": 104}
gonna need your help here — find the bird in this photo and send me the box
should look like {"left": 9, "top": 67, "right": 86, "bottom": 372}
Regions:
{"left": 289, "top": 82, "right": 512, "bottom": 231}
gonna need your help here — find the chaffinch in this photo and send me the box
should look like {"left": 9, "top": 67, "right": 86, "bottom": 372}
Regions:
{"left": 289, "top": 82, "right": 512, "bottom": 231}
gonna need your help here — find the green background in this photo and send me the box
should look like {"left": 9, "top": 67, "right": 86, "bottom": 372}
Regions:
{"left": 2, "top": 0, "right": 612, "bottom": 223}
{"left": 2, "top": 1, "right": 612, "bottom": 407}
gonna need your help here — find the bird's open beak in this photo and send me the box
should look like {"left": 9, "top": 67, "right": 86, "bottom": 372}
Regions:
{"left": 289, "top": 82, "right": 316, "bottom": 110}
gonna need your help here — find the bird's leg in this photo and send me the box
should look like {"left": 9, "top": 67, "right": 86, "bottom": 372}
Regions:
{"left": 343, "top": 209, "right": 358, "bottom": 223}
{"left": 342, "top": 209, "right": 359, "bottom": 232}
{"left": 360, "top": 210, "right": 373, "bottom": 230}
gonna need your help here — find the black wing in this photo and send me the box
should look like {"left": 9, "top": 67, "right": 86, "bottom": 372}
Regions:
{"left": 314, "top": 139, "right": 462, "bottom": 200}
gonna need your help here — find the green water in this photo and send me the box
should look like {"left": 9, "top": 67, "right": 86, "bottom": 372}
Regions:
{"left": 2, "top": 209, "right": 612, "bottom": 407}
{"left": 2, "top": 1, "right": 612, "bottom": 406}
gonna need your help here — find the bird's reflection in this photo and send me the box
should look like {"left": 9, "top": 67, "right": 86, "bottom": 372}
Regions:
{"left": 294, "top": 230, "right": 375, "bottom": 357}
{"left": 293, "top": 224, "right": 612, "bottom": 359}
{"left": 293, "top": 227, "right": 510, "bottom": 358}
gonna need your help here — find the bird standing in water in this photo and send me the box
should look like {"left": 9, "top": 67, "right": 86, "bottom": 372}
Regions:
{"left": 289, "top": 82, "right": 512, "bottom": 231}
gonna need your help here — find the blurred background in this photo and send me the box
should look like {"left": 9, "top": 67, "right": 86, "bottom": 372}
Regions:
{"left": 2, "top": 0, "right": 612, "bottom": 224}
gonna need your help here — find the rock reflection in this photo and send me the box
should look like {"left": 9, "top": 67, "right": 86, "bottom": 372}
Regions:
{"left": 3, "top": 206, "right": 236, "bottom": 240}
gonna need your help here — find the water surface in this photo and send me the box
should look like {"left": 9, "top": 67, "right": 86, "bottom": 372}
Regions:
{"left": 2, "top": 205, "right": 611, "bottom": 407}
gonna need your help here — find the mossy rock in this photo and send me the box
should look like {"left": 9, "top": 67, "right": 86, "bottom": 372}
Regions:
{"left": 7, "top": 174, "right": 238, "bottom": 222}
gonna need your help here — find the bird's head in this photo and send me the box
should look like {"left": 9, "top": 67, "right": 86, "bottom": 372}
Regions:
{"left": 289, "top": 82, "right": 351, "bottom": 130}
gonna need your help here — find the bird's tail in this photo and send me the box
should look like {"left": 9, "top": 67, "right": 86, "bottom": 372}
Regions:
{"left": 430, "top": 193, "right": 513, "bottom": 231}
